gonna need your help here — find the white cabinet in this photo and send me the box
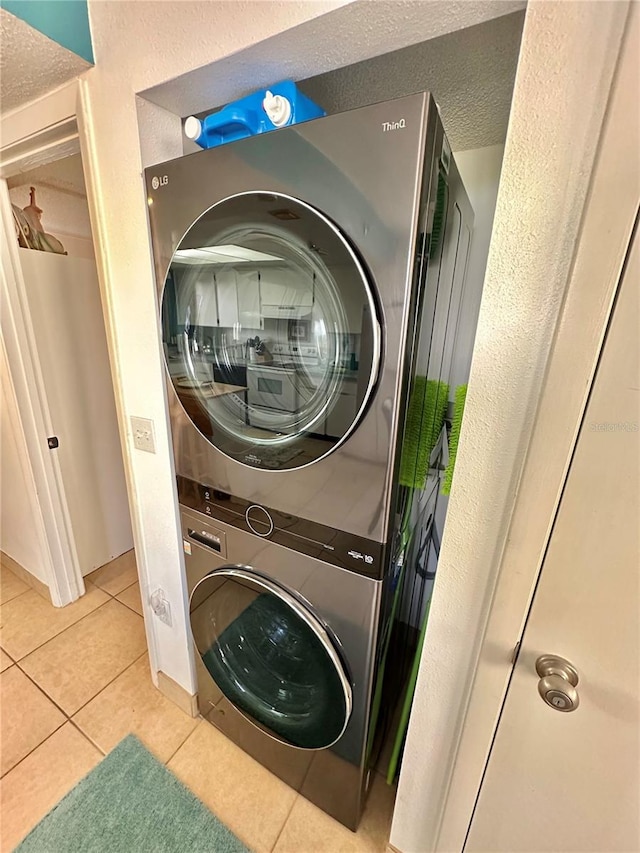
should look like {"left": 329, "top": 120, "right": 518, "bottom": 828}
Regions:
{"left": 214, "top": 269, "right": 239, "bottom": 327}
{"left": 237, "top": 269, "right": 262, "bottom": 330}
{"left": 174, "top": 265, "right": 219, "bottom": 326}
{"left": 260, "top": 266, "right": 313, "bottom": 313}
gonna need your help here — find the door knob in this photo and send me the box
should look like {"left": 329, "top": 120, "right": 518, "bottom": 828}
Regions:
{"left": 536, "top": 654, "right": 580, "bottom": 712}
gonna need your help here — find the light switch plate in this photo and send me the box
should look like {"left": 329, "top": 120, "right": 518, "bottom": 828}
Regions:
{"left": 130, "top": 416, "right": 156, "bottom": 453}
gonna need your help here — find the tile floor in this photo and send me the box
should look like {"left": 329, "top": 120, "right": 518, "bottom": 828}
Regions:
{"left": 0, "top": 554, "right": 395, "bottom": 853}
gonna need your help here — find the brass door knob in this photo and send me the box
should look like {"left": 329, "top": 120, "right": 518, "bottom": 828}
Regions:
{"left": 536, "top": 654, "right": 580, "bottom": 712}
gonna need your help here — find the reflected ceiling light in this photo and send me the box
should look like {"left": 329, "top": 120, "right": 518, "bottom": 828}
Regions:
{"left": 173, "top": 245, "right": 283, "bottom": 264}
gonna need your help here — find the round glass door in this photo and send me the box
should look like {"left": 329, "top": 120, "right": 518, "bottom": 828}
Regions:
{"left": 189, "top": 568, "right": 352, "bottom": 750}
{"left": 160, "top": 192, "right": 380, "bottom": 470}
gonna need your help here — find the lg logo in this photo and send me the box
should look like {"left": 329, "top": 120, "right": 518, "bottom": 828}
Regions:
{"left": 151, "top": 175, "right": 169, "bottom": 190}
{"left": 382, "top": 119, "right": 406, "bottom": 132}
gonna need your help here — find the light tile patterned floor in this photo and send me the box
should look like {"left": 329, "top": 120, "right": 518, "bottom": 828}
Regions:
{"left": 0, "top": 554, "right": 395, "bottom": 852}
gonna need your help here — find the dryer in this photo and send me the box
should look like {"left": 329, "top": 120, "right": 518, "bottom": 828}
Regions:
{"left": 145, "top": 92, "right": 473, "bottom": 830}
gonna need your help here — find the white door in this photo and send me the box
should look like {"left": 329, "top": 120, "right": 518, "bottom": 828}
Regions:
{"left": 18, "top": 249, "right": 133, "bottom": 577}
{"left": 466, "top": 219, "right": 639, "bottom": 853}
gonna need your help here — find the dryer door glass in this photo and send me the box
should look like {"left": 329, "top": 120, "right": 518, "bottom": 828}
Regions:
{"left": 160, "top": 192, "right": 380, "bottom": 470}
{"left": 189, "top": 568, "right": 352, "bottom": 750}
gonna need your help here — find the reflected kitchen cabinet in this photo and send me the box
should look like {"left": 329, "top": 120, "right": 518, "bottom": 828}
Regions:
{"left": 260, "top": 266, "right": 313, "bottom": 317}
{"left": 237, "top": 269, "right": 263, "bottom": 329}
{"left": 215, "top": 268, "right": 239, "bottom": 327}
{"left": 173, "top": 264, "right": 219, "bottom": 326}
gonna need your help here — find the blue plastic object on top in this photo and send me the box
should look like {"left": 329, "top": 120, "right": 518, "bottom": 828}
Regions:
{"left": 184, "top": 81, "right": 325, "bottom": 150}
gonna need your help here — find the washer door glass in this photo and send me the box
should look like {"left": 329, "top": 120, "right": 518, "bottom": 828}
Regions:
{"left": 189, "top": 568, "right": 352, "bottom": 750}
{"left": 160, "top": 192, "right": 380, "bottom": 470}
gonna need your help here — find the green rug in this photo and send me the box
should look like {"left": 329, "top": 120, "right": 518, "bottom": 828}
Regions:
{"left": 16, "top": 735, "right": 249, "bottom": 853}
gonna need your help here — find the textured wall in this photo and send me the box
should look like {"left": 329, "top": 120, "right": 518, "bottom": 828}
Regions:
{"left": 299, "top": 13, "right": 523, "bottom": 151}
{"left": 391, "top": 2, "right": 630, "bottom": 851}
{"left": 139, "top": 1, "right": 524, "bottom": 118}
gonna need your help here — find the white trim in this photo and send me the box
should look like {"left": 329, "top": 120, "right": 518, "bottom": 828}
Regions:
{"left": 0, "top": 79, "right": 79, "bottom": 151}
{"left": 0, "top": 119, "right": 80, "bottom": 179}
{"left": 76, "top": 79, "right": 162, "bottom": 683}
{"left": 0, "top": 179, "right": 84, "bottom": 606}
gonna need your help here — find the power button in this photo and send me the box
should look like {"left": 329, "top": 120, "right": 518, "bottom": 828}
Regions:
{"left": 245, "top": 505, "right": 274, "bottom": 538}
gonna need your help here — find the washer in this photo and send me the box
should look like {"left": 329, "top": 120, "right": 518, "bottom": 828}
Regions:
{"left": 182, "top": 506, "right": 379, "bottom": 829}
{"left": 145, "top": 92, "right": 473, "bottom": 829}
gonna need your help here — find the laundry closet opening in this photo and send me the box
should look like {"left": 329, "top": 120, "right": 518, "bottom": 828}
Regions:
{"left": 139, "top": 6, "right": 524, "bottom": 833}
{"left": 293, "top": 12, "right": 524, "bottom": 789}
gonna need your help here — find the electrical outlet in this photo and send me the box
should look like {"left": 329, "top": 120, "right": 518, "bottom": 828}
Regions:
{"left": 150, "top": 589, "right": 172, "bottom": 627}
{"left": 130, "top": 416, "right": 156, "bottom": 453}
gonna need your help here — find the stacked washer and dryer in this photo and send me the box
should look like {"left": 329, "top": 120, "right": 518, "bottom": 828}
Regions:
{"left": 145, "top": 92, "right": 473, "bottom": 830}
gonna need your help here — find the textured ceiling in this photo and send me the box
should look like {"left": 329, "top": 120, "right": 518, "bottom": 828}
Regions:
{"left": 6, "top": 152, "right": 86, "bottom": 195}
{"left": 142, "top": 0, "right": 525, "bottom": 125}
{"left": 298, "top": 11, "right": 525, "bottom": 151}
{"left": 0, "top": 9, "right": 91, "bottom": 115}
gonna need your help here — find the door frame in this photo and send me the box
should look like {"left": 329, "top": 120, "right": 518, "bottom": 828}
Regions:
{"left": 432, "top": 7, "right": 640, "bottom": 851}
{"left": 464, "top": 206, "right": 639, "bottom": 851}
{"left": 0, "top": 80, "right": 86, "bottom": 606}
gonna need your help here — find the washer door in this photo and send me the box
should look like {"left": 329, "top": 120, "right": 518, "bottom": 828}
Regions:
{"left": 189, "top": 567, "right": 352, "bottom": 750}
{"left": 160, "top": 191, "right": 380, "bottom": 470}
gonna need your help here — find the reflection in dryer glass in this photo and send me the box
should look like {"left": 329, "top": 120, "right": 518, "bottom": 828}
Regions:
{"left": 161, "top": 192, "right": 379, "bottom": 470}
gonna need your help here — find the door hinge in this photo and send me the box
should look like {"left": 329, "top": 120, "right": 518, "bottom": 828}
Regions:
{"left": 47, "top": 436, "right": 59, "bottom": 449}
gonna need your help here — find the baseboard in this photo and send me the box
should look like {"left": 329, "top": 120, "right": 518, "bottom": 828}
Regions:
{"left": 1, "top": 551, "right": 52, "bottom": 603}
{"left": 157, "top": 670, "right": 199, "bottom": 718}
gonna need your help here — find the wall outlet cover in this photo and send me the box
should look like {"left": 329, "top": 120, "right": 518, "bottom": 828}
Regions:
{"left": 150, "top": 588, "right": 172, "bottom": 627}
{"left": 130, "top": 416, "right": 156, "bottom": 453}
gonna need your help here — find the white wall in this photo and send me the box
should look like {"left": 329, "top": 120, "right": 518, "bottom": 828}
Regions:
{"left": 0, "top": 340, "right": 49, "bottom": 584}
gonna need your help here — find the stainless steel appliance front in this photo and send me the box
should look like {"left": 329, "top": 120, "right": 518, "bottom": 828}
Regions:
{"left": 146, "top": 93, "right": 437, "bottom": 549}
{"left": 182, "top": 506, "right": 381, "bottom": 830}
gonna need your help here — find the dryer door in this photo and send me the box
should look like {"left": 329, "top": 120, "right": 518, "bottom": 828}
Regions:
{"left": 160, "top": 191, "right": 381, "bottom": 470}
{"left": 189, "top": 567, "right": 353, "bottom": 750}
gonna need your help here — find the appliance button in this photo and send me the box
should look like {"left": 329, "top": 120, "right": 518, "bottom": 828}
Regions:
{"left": 245, "top": 505, "right": 274, "bottom": 538}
